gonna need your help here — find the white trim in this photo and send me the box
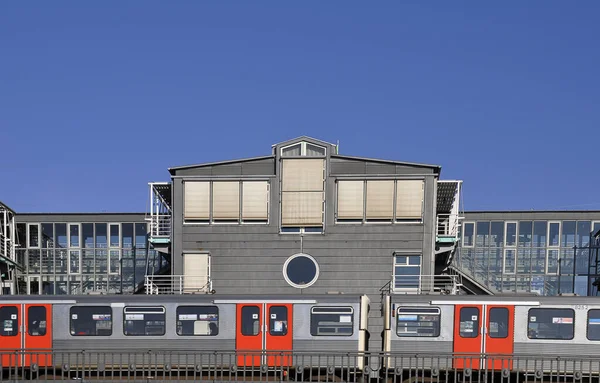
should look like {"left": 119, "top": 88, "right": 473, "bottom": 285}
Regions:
{"left": 503, "top": 248, "right": 516, "bottom": 275}
{"left": 504, "top": 221, "right": 518, "bottom": 247}
{"left": 282, "top": 253, "right": 320, "bottom": 288}
{"left": 213, "top": 299, "right": 317, "bottom": 304}
{"left": 547, "top": 221, "right": 561, "bottom": 247}
{"left": 546, "top": 248, "right": 560, "bottom": 275}
{"left": 430, "top": 300, "right": 540, "bottom": 306}
{"left": 462, "top": 222, "right": 475, "bottom": 248}
{"left": 68, "top": 223, "right": 81, "bottom": 248}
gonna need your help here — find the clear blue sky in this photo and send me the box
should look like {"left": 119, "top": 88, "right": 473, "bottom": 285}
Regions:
{"left": 2, "top": 2, "right": 599, "bottom": 213}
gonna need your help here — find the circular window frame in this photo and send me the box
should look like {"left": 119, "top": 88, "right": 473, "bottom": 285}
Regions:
{"left": 283, "top": 253, "right": 320, "bottom": 289}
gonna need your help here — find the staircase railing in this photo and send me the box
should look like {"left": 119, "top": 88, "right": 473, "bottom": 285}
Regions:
{"left": 144, "top": 275, "right": 213, "bottom": 295}
{"left": 388, "top": 274, "right": 462, "bottom": 295}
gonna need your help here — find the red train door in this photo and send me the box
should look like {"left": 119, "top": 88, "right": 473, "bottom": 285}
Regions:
{"left": 265, "top": 304, "right": 293, "bottom": 367}
{"left": 236, "top": 304, "right": 263, "bottom": 367}
{"left": 453, "top": 305, "right": 482, "bottom": 369}
{"left": 0, "top": 305, "right": 21, "bottom": 367}
{"left": 484, "top": 305, "right": 514, "bottom": 370}
{"left": 23, "top": 304, "right": 53, "bottom": 367}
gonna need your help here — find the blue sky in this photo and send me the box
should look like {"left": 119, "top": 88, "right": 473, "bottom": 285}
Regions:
{"left": 2, "top": 2, "right": 599, "bottom": 213}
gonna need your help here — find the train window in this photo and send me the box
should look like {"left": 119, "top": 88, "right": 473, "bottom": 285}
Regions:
{"left": 586, "top": 309, "right": 600, "bottom": 340}
{"left": 123, "top": 307, "right": 166, "bottom": 336}
{"left": 269, "top": 306, "right": 288, "bottom": 336}
{"left": 310, "top": 306, "right": 354, "bottom": 336}
{"left": 27, "top": 306, "right": 47, "bottom": 336}
{"left": 70, "top": 306, "right": 112, "bottom": 336}
{"left": 459, "top": 307, "right": 479, "bottom": 338}
{"left": 176, "top": 306, "right": 219, "bottom": 336}
{"left": 241, "top": 306, "right": 260, "bottom": 336}
{"left": 0, "top": 306, "right": 18, "bottom": 337}
{"left": 527, "top": 308, "right": 574, "bottom": 340}
{"left": 396, "top": 307, "right": 440, "bottom": 337}
{"left": 488, "top": 308, "right": 509, "bottom": 339}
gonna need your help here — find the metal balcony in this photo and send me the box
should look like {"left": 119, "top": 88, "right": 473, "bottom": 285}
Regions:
{"left": 144, "top": 274, "right": 214, "bottom": 295}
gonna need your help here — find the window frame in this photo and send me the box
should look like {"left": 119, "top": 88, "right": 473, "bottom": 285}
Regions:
{"left": 504, "top": 221, "right": 518, "bottom": 247}
{"left": 395, "top": 306, "right": 440, "bottom": 338}
{"left": 488, "top": 307, "right": 509, "bottom": 339}
{"left": 547, "top": 221, "right": 561, "bottom": 247}
{"left": 0, "top": 306, "right": 19, "bottom": 337}
{"left": 310, "top": 306, "right": 354, "bottom": 337}
{"left": 240, "top": 305, "right": 261, "bottom": 336}
{"left": 283, "top": 253, "right": 320, "bottom": 289}
{"left": 123, "top": 306, "right": 166, "bottom": 337}
{"left": 546, "top": 249, "right": 560, "bottom": 275}
{"left": 27, "top": 306, "right": 47, "bottom": 337}
{"left": 458, "top": 306, "right": 480, "bottom": 339}
{"left": 587, "top": 309, "right": 600, "bottom": 341}
{"left": 392, "top": 253, "right": 422, "bottom": 292}
{"left": 280, "top": 142, "right": 327, "bottom": 157}
{"left": 175, "top": 305, "right": 219, "bottom": 337}
{"left": 527, "top": 308, "right": 575, "bottom": 340}
{"left": 69, "top": 223, "right": 81, "bottom": 248}
{"left": 28, "top": 223, "right": 40, "bottom": 248}
{"left": 462, "top": 222, "right": 475, "bottom": 248}
{"left": 268, "top": 305, "right": 289, "bottom": 337}
{"left": 69, "top": 306, "right": 113, "bottom": 337}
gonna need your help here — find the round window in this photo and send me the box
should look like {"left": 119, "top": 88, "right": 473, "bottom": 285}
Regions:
{"left": 283, "top": 253, "right": 319, "bottom": 289}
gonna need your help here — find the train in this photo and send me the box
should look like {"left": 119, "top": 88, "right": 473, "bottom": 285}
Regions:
{"left": 2, "top": 293, "right": 600, "bottom": 380}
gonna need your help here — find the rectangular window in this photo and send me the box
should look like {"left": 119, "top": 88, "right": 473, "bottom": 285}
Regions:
{"left": 533, "top": 221, "right": 547, "bottom": 247}
{"left": 393, "top": 254, "right": 421, "bottom": 290}
{"left": 69, "top": 224, "right": 80, "bottom": 248}
{"left": 548, "top": 222, "right": 560, "bottom": 247}
{"left": 462, "top": 222, "right": 475, "bottom": 247}
{"left": 212, "top": 181, "right": 240, "bottom": 221}
{"left": 490, "top": 222, "right": 504, "bottom": 247}
{"left": 242, "top": 181, "right": 269, "bottom": 222}
{"left": 55, "top": 224, "right": 67, "bottom": 248}
{"left": 241, "top": 306, "right": 260, "bottom": 336}
{"left": 337, "top": 180, "right": 365, "bottom": 221}
{"left": 503, "top": 249, "right": 516, "bottom": 274}
{"left": 95, "top": 223, "right": 107, "bottom": 249}
{"left": 281, "top": 159, "right": 325, "bottom": 227}
{"left": 70, "top": 306, "right": 112, "bottom": 336}
{"left": 395, "top": 180, "right": 423, "bottom": 221}
{"left": 269, "top": 306, "right": 289, "bottom": 336}
{"left": 546, "top": 250, "right": 559, "bottom": 274}
{"left": 28, "top": 224, "right": 40, "bottom": 248}
{"left": 41, "top": 223, "right": 54, "bottom": 248}
{"left": 519, "top": 221, "right": 533, "bottom": 247}
{"left": 0, "top": 306, "right": 18, "bottom": 336}
{"left": 527, "top": 308, "right": 574, "bottom": 340}
{"left": 184, "top": 181, "right": 210, "bottom": 221}
{"left": 459, "top": 307, "right": 479, "bottom": 338}
{"left": 109, "top": 224, "right": 120, "bottom": 247}
{"left": 505, "top": 222, "right": 517, "bottom": 247}
{"left": 82, "top": 223, "right": 94, "bottom": 248}
{"left": 122, "top": 223, "right": 134, "bottom": 248}
{"left": 135, "top": 223, "right": 147, "bottom": 247}
{"left": 123, "top": 307, "right": 166, "bottom": 336}
{"left": 28, "top": 306, "right": 47, "bottom": 336}
{"left": 365, "top": 180, "right": 394, "bottom": 221}
{"left": 109, "top": 250, "right": 120, "bottom": 274}
{"left": 396, "top": 307, "right": 440, "bottom": 337}
{"left": 488, "top": 308, "right": 509, "bottom": 339}
{"left": 577, "top": 221, "right": 591, "bottom": 247}
{"left": 587, "top": 309, "right": 600, "bottom": 341}
{"left": 476, "top": 221, "right": 490, "bottom": 247}
{"left": 562, "top": 221, "right": 576, "bottom": 248}
{"left": 310, "top": 306, "right": 353, "bottom": 336}
{"left": 69, "top": 250, "right": 81, "bottom": 274}
{"left": 176, "top": 306, "right": 219, "bottom": 336}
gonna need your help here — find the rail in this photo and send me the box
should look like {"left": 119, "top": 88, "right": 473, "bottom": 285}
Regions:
{"left": 147, "top": 182, "right": 172, "bottom": 242}
{"left": 2, "top": 349, "right": 600, "bottom": 382}
{"left": 389, "top": 274, "right": 461, "bottom": 295}
{"left": 436, "top": 213, "right": 460, "bottom": 239}
{"left": 144, "top": 274, "right": 214, "bottom": 295}
{"left": 150, "top": 215, "right": 172, "bottom": 239}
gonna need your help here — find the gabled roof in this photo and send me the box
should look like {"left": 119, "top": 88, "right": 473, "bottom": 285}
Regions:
{"left": 168, "top": 155, "right": 275, "bottom": 175}
{"left": 271, "top": 136, "right": 337, "bottom": 149}
{"left": 331, "top": 154, "right": 441, "bottom": 173}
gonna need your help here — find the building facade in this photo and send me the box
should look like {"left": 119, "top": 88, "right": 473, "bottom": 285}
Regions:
{"left": 455, "top": 211, "right": 600, "bottom": 297}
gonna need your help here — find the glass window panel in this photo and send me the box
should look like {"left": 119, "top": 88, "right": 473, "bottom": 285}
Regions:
{"left": 29, "top": 224, "right": 39, "bottom": 247}
{"left": 310, "top": 306, "right": 354, "bottom": 336}
{"left": 533, "top": 221, "right": 547, "bottom": 247}
{"left": 549, "top": 222, "right": 560, "bottom": 247}
{"left": 476, "top": 222, "right": 490, "bottom": 247}
{"left": 70, "top": 306, "right": 112, "bottom": 336}
{"left": 505, "top": 222, "right": 517, "bottom": 247}
{"left": 562, "top": 221, "right": 576, "bottom": 248}
{"left": 587, "top": 310, "right": 600, "bottom": 341}
{"left": 28, "top": 306, "right": 47, "bottom": 336}
{"left": 576, "top": 248, "right": 590, "bottom": 274}
{"left": 396, "top": 307, "right": 440, "bottom": 337}
{"left": 531, "top": 248, "right": 545, "bottom": 274}
{"left": 527, "top": 308, "right": 574, "bottom": 340}
{"left": 518, "top": 249, "right": 531, "bottom": 274}
{"left": 489, "top": 308, "right": 509, "bottom": 339}
{"left": 0, "top": 306, "right": 18, "bottom": 336}
{"left": 463, "top": 223, "right": 474, "bottom": 247}
{"left": 96, "top": 250, "right": 108, "bottom": 273}
{"left": 547, "top": 249, "right": 559, "bottom": 274}
{"left": 459, "top": 307, "right": 479, "bottom": 338}
{"left": 95, "top": 224, "right": 107, "bottom": 249}
{"left": 241, "top": 306, "right": 260, "bottom": 336}
{"left": 16, "top": 223, "right": 27, "bottom": 247}
{"left": 109, "top": 224, "right": 120, "bottom": 247}
{"left": 69, "top": 224, "right": 80, "bottom": 248}
{"left": 577, "top": 221, "right": 591, "bottom": 247}
{"left": 489, "top": 249, "right": 503, "bottom": 273}
{"left": 82, "top": 224, "right": 94, "bottom": 248}
{"left": 109, "top": 250, "right": 120, "bottom": 274}
{"left": 594, "top": 222, "right": 600, "bottom": 235}
{"left": 55, "top": 224, "right": 68, "bottom": 249}
{"left": 122, "top": 223, "right": 133, "bottom": 248}
{"left": 575, "top": 276, "right": 588, "bottom": 296}
{"left": 504, "top": 249, "right": 516, "bottom": 274}
{"left": 41, "top": 223, "right": 54, "bottom": 248}
{"left": 269, "top": 306, "right": 289, "bottom": 336}
{"left": 490, "top": 222, "right": 504, "bottom": 247}
{"left": 123, "top": 307, "right": 165, "bottom": 336}
{"left": 82, "top": 250, "right": 94, "bottom": 274}
{"left": 305, "top": 143, "right": 326, "bottom": 157}
{"left": 135, "top": 223, "right": 147, "bottom": 248}
{"left": 176, "top": 306, "right": 219, "bottom": 336}
{"left": 519, "top": 221, "right": 532, "bottom": 247}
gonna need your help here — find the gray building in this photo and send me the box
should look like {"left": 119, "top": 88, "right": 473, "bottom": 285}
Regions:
{"left": 455, "top": 211, "right": 600, "bottom": 297}
{"left": 145, "top": 136, "right": 463, "bottom": 351}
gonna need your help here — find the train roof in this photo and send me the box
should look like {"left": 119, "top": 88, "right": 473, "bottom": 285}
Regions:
{"left": 388, "top": 294, "right": 600, "bottom": 305}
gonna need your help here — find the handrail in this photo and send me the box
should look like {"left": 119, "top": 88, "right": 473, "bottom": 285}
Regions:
{"left": 144, "top": 274, "right": 214, "bottom": 295}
